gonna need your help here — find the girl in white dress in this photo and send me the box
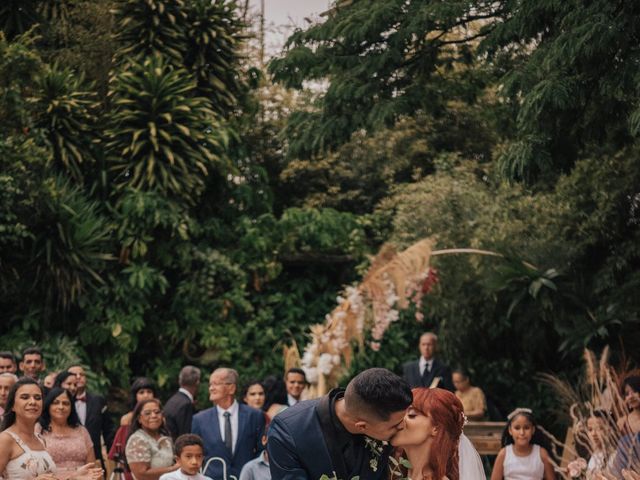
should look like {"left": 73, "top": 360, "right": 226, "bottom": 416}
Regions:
{"left": 490, "top": 408, "right": 555, "bottom": 480}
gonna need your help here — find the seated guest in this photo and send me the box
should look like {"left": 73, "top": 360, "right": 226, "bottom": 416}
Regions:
{"left": 241, "top": 380, "right": 266, "bottom": 410}
{"left": 109, "top": 377, "right": 158, "bottom": 480}
{"left": 452, "top": 368, "right": 487, "bottom": 420}
{"left": 618, "top": 376, "right": 640, "bottom": 435}
{"left": 402, "top": 332, "right": 454, "bottom": 391}
{"left": 164, "top": 366, "right": 200, "bottom": 441}
{"left": 39, "top": 387, "right": 96, "bottom": 470}
{"left": 262, "top": 376, "right": 288, "bottom": 419}
{"left": 0, "top": 373, "right": 17, "bottom": 420}
{"left": 192, "top": 368, "right": 265, "bottom": 480}
{"left": 159, "top": 434, "right": 212, "bottom": 480}
{"left": 284, "top": 368, "right": 306, "bottom": 406}
{"left": 19, "top": 346, "right": 46, "bottom": 381}
{"left": 125, "top": 398, "right": 177, "bottom": 480}
{"left": 54, "top": 370, "right": 78, "bottom": 397}
{"left": 0, "top": 352, "right": 17, "bottom": 373}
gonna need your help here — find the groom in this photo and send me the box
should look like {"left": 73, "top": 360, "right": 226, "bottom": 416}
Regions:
{"left": 267, "top": 368, "right": 413, "bottom": 480}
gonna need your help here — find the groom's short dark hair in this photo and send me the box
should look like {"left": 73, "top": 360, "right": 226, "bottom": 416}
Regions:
{"left": 344, "top": 368, "right": 412, "bottom": 421}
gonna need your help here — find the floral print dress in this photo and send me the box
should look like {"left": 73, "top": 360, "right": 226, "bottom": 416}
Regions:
{"left": 2, "top": 430, "right": 56, "bottom": 479}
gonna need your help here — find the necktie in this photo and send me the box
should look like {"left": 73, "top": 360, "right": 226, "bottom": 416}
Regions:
{"left": 223, "top": 411, "right": 232, "bottom": 453}
{"left": 422, "top": 362, "right": 431, "bottom": 385}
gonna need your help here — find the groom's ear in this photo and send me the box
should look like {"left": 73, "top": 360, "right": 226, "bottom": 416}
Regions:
{"left": 354, "top": 420, "right": 368, "bottom": 432}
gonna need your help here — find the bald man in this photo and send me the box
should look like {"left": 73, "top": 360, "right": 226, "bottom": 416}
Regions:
{"left": 402, "top": 332, "right": 454, "bottom": 391}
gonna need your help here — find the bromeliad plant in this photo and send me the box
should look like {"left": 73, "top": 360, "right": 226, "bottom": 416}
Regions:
{"left": 106, "top": 55, "right": 226, "bottom": 203}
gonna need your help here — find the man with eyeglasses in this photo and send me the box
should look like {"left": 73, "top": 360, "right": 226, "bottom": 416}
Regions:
{"left": 191, "top": 368, "right": 265, "bottom": 480}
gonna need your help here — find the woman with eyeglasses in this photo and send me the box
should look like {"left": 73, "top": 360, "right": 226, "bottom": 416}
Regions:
{"left": 125, "top": 398, "right": 178, "bottom": 480}
{"left": 39, "top": 387, "right": 95, "bottom": 470}
{"left": 108, "top": 377, "right": 158, "bottom": 480}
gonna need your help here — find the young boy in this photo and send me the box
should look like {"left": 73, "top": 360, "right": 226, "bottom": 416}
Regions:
{"left": 160, "top": 434, "right": 213, "bottom": 480}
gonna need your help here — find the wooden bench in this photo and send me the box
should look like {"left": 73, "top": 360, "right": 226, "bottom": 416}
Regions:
{"left": 465, "top": 421, "right": 506, "bottom": 455}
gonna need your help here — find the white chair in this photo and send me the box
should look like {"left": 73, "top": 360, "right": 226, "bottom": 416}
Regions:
{"left": 201, "top": 456, "right": 238, "bottom": 480}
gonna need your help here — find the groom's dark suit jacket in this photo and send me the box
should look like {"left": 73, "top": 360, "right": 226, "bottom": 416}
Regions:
{"left": 267, "top": 389, "right": 392, "bottom": 480}
{"left": 402, "top": 358, "right": 454, "bottom": 392}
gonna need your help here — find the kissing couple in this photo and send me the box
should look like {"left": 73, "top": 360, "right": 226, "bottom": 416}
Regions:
{"left": 267, "top": 367, "right": 485, "bottom": 479}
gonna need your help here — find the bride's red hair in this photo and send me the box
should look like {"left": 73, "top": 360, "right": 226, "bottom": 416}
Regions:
{"left": 411, "top": 388, "right": 465, "bottom": 480}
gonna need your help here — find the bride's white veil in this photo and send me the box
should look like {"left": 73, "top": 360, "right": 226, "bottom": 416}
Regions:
{"left": 458, "top": 433, "right": 486, "bottom": 479}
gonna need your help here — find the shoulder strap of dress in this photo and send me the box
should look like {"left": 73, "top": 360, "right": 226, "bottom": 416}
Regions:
{"left": 4, "top": 430, "right": 31, "bottom": 452}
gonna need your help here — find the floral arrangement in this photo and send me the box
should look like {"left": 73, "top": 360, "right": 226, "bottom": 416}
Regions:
{"left": 300, "top": 239, "right": 437, "bottom": 397}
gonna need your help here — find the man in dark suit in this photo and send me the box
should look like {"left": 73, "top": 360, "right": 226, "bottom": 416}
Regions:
{"left": 192, "top": 367, "right": 265, "bottom": 480}
{"left": 68, "top": 365, "right": 115, "bottom": 468}
{"left": 164, "top": 365, "right": 200, "bottom": 440}
{"left": 402, "top": 332, "right": 454, "bottom": 391}
{"left": 267, "top": 368, "right": 413, "bottom": 480}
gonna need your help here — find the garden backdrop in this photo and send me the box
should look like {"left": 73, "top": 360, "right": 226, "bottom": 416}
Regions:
{"left": 0, "top": 0, "right": 638, "bottom": 426}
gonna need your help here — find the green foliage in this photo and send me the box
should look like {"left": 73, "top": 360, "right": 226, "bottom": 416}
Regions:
{"left": 34, "top": 64, "right": 98, "bottom": 182}
{"left": 0, "top": 1, "right": 39, "bottom": 41}
{"left": 269, "top": 0, "right": 494, "bottom": 158}
{"left": 112, "top": 0, "right": 188, "bottom": 67}
{"left": 184, "top": 0, "right": 245, "bottom": 116}
{"left": 33, "top": 175, "right": 113, "bottom": 310}
{"left": 106, "top": 55, "right": 224, "bottom": 202}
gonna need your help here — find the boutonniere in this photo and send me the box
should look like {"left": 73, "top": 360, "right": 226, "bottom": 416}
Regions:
{"left": 364, "top": 437, "right": 388, "bottom": 472}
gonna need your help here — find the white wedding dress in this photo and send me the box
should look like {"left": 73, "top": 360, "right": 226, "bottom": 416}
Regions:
{"left": 458, "top": 433, "right": 486, "bottom": 479}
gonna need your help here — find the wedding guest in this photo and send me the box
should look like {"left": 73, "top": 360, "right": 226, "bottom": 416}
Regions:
{"left": 159, "top": 434, "right": 212, "bottom": 480}
{"left": 68, "top": 364, "right": 115, "bottom": 470}
{"left": 0, "top": 352, "right": 18, "bottom": 373}
{"left": 585, "top": 409, "right": 616, "bottom": 475}
{"left": 0, "top": 373, "right": 17, "bottom": 420}
{"left": 618, "top": 376, "right": 640, "bottom": 435}
{"left": 402, "top": 332, "right": 454, "bottom": 391}
{"left": 108, "top": 377, "right": 157, "bottom": 479}
{"left": 19, "top": 347, "right": 46, "bottom": 381}
{"left": 54, "top": 370, "right": 78, "bottom": 397}
{"left": 192, "top": 368, "right": 265, "bottom": 479}
{"left": 241, "top": 380, "right": 266, "bottom": 410}
{"left": 44, "top": 372, "right": 58, "bottom": 389}
{"left": 262, "top": 376, "right": 288, "bottom": 419}
{"left": 490, "top": 408, "right": 555, "bottom": 480}
{"left": 164, "top": 366, "right": 200, "bottom": 440}
{"left": 284, "top": 369, "right": 306, "bottom": 406}
{"left": 0, "top": 377, "right": 56, "bottom": 477}
{"left": 452, "top": 368, "right": 487, "bottom": 420}
{"left": 239, "top": 430, "right": 270, "bottom": 480}
{"left": 0, "top": 377, "right": 103, "bottom": 480}
{"left": 39, "top": 387, "right": 95, "bottom": 470}
{"left": 125, "top": 398, "right": 177, "bottom": 480}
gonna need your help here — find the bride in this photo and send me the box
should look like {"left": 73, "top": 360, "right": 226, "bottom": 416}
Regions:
{"left": 391, "top": 387, "right": 485, "bottom": 480}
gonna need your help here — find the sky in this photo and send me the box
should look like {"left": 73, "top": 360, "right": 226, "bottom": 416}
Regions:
{"left": 247, "top": 0, "right": 332, "bottom": 56}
